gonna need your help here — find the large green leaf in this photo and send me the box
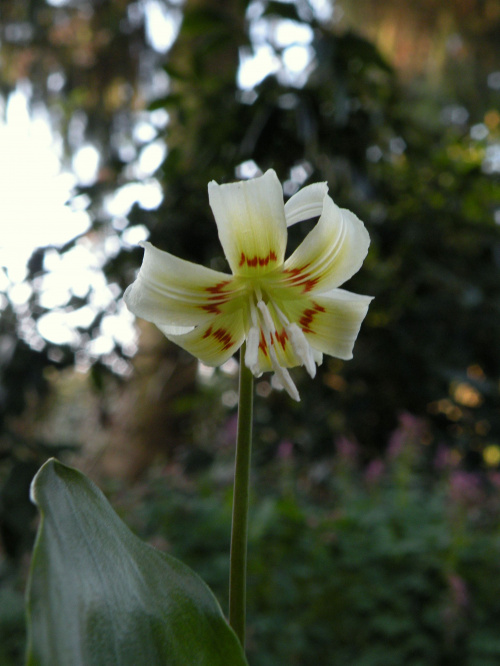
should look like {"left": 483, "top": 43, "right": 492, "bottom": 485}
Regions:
{"left": 25, "top": 459, "right": 247, "bottom": 666}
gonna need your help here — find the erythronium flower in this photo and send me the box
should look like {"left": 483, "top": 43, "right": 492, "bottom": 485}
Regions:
{"left": 124, "top": 169, "right": 373, "bottom": 401}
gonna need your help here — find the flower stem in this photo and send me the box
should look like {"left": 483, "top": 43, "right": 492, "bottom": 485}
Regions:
{"left": 229, "top": 343, "right": 254, "bottom": 648}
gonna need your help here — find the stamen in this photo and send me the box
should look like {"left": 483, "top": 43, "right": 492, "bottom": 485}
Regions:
{"left": 287, "top": 323, "right": 316, "bottom": 378}
{"left": 245, "top": 326, "right": 262, "bottom": 376}
{"left": 250, "top": 303, "right": 259, "bottom": 328}
{"left": 249, "top": 297, "right": 301, "bottom": 400}
{"left": 269, "top": 300, "right": 290, "bottom": 328}
{"left": 271, "top": 374, "right": 284, "bottom": 391}
{"left": 269, "top": 347, "right": 300, "bottom": 402}
{"left": 311, "top": 348, "right": 323, "bottom": 366}
{"left": 269, "top": 298, "right": 317, "bottom": 378}
{"left": 257, "top": 300, "right": 275, "bottom": 334}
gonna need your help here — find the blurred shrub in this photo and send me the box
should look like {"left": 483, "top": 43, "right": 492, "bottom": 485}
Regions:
{"left": 0, "top": 574, "right": 25, "bottom": 666}
{"left": 120, "top": 413, "right": 500, "bottom": 666}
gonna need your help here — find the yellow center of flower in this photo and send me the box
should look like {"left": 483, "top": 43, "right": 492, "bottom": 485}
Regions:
{"left": 210, "top": 274, "right": 314, "bottom": 402}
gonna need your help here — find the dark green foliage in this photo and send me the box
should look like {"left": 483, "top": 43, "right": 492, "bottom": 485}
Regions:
{"left": 122, "top": 427, "right": 500, "bottom": 666}
{"left": 0, "top": 578, "right": 25, "bottom": 666}
{"left": 0, "top": 0, "right": 498, "bottom": 457}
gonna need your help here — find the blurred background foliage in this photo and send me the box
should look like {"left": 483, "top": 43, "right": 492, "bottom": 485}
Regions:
{"left": 0, "top": 0, "right": 499, "bottom": 663}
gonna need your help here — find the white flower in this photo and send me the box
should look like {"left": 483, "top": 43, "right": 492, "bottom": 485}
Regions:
{"left": 124, "top": 169, "right": 372, "bottom": 400}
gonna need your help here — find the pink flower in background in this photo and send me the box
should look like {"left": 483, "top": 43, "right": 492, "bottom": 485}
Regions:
{"left": 489, "top": 471, "right": 500, "bottom": 490}
{"left": 365, "top": 459, "right": 385, "bottom": 486}
{"left": 221, "top": 413, "right": 238, "bottom": 447}
{"left": 277, "top": 439, "right": 294, "bottom": 460}
{"left": 434, "top": 444, "right": 454, "bottom": 471}
{"left": 449, "top": 471, "right": 483, "bottom": 505}
{"left": 448, "top": 574, "right": 469, "bottom": 610}
{"left": 335, "top": 436, "right": 359, "bottom": 463}
{"left": 388, "top": 411, "right": 427, "bottom": 458}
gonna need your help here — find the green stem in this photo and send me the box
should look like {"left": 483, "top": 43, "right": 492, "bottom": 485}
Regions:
{"left": 229, "top": 343, "right": 254, "bottom": 648}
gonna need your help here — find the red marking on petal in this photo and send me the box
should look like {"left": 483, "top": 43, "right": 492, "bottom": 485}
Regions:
{"left": 299, "top": 309, "right": 318, "bottom": 332}
{"left": 299, "top": 302, "right": 325, "bottom": 333}
{"left": 206, "top": 280, "right": 231, "bottom": 294}
{"left": 201, "top": 294, "right": 232, "bottom": 313}
{"left": 257, "top": 250, "right": 278, "bottom": 266}
{"left": 284, "top": 264, "right": 320, "bottom": 291}
{"left": 202, "top": 303, "right": 222, "bottom": 314}
{"left": 203, "top": 282, "right": 232, "bottom": 312}
{"left": 284, "top": 264, "right": 310, "bottom": 278}
{"left": 203, "top": 326, "right": 213, "bottom": 339}
{"left": 240, "top": 250, "right": 278, "bottom": 268}
{"left": 212, "top": 327, "right": 234, "bottom": 351}
{"left": 258, "top": 330, "right": 268, "bottom": 357}
{"left": 303, "top": 277, "right": 320, "bottom": 292}
{"left": 275, "top": 329, "right": 288, "bottom": 350}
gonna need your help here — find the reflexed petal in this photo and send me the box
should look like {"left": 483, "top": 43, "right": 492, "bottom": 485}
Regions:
{"left": 280, "top": 289, "right": 373, "bottom": 360}
{"left": 282, "top": 196, "right": 370, "bottom": 293}
{"left": 284, "top": 182, "right": 328, "bottom": 227}
{"left": 124, "top": 242, "right": 240, "bottom": 327}
{"left": 208, "top": 169, "right": 287, "bottom": 276}
{"left": 159, "top": 311, "right": 246, "bottom": 367}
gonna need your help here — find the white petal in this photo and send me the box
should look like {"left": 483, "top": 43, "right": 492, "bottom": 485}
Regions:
{"left": 159, "top": 310, "right": 246, "bottom": 367}
{"left": 208, "top": 169, "right": 287, "bottom": 276}
{"left": 282, "top": 196, "right": 370, "bottom": 293}
{"left": 124, "top": 241, "right": 240, "bottom": 327}
{"left": 282, "top": 289, "right": 373, "bottom": 360}
{"left": 284, "top": 182, "right": 328, "bottom": 227}
{"left": 160, "top": 325, "right": 195, "bottom": 335}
